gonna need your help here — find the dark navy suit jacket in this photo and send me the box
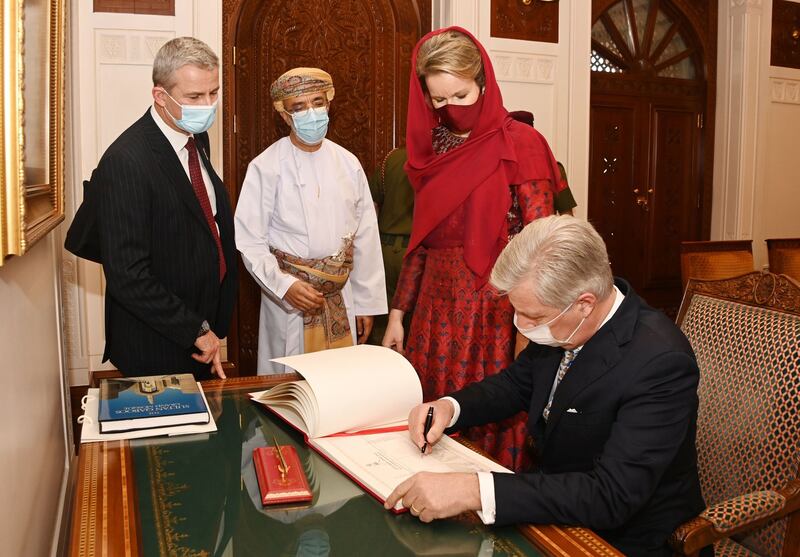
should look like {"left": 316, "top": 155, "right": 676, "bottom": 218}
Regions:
{"left": 450, "top": 279, "right": 706, "bottom": 556}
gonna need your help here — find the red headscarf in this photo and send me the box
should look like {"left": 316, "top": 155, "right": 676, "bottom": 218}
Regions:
{"left": 404, "top": 27, "right": 563, "bottom": 283}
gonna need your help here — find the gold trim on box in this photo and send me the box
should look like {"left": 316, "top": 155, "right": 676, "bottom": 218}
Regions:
{"left": 0, "top": 0, "right": 65, "bottom": 265}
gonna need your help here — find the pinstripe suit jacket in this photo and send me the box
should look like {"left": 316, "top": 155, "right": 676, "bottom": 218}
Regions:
{"left": 94, "top": 109, "right": 237, "bottom": 378}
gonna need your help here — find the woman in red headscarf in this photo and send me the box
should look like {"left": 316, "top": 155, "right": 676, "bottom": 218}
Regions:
{"left": 382, "top": 27, "right": 565, "bottom": 471}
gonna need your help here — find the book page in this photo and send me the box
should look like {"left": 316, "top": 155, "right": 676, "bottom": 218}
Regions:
{"left": 271, "top": 345, "right": 422, "bottom": 438}
{"left": 310, "top": 431, "right": 511, "bottom": 510}
{"left": 252, "top": 381, "right": 319, "bottom": 435}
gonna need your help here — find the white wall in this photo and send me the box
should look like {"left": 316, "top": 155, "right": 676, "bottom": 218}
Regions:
{"left": 0, "top": 236, "right": 70, "bottom": 557}
{"left": 65, "top": 0, "right": 223, "bottom": 386}
{"left": 435, "top": 0, "right": 591, "bottom": 217}
{"left": 712, "top": 0, "right": 800, "bottom": 268}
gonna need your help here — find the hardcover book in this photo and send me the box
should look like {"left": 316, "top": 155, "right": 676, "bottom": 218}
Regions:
{"left": 99, "top": 374, "right": 210, "bottom": 433}
{"left": 253, "top": 445, "right": 313, "bottom": 505}
{"left": 249, "top": 345, "right": 511, "bottom": 513}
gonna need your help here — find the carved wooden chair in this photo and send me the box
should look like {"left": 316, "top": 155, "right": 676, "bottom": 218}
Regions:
{"left": 767, "top": 238, "right": 800, "bottom": 283}
{"left": 680, "top": 240, "right": 755, "bottom": 290}
{"left": 671, "top": 272, "right": 800, "bottom": 556}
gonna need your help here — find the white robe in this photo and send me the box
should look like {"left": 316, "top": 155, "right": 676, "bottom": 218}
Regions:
{"left": 235, "top": 137, "right": 387, "bottom": 374}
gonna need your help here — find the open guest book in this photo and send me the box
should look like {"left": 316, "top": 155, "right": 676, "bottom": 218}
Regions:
{"left": 249, "top": 345, "right": 511, "bottom": 512}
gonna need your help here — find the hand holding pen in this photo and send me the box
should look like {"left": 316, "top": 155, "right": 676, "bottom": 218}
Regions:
{"left": 408, "top": 399, "right": 455, "bottom": 454}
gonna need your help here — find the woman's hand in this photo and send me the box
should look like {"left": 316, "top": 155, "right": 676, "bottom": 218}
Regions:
{"left": 382, "top": 309, "right": 406, "bottom": 354}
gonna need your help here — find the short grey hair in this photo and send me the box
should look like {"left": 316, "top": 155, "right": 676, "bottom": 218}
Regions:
{"left": 491, "top": 215, "right": 614, "bottom": 308}
{"left": 152, "top": 37, "right": 218, "bottom": 89}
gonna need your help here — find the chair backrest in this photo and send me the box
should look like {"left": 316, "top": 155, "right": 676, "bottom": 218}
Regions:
{"left": 676, "top": 272, "right": 800, "bottom": 556}
{"left": 767, "top": 238, "right": 800, "bottom": 283}
{"left": 680, "top": 240, "right": 754, "bottom": 289}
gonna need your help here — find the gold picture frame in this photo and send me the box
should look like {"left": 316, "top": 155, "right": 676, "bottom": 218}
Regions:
{"left": 0, "top": 0, "right": 65, "bottom": 265}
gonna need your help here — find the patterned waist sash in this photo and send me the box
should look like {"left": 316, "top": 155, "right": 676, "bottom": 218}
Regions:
{"left": 270, "top": 239, "right": 354, "bottom": 353}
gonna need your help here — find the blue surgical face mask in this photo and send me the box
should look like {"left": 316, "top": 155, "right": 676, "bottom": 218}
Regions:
{"left": 161, "top": 89, "right": 217, "bottom": 134}
{"left": 290, "top": 106, "right": 329, "bottom": 145}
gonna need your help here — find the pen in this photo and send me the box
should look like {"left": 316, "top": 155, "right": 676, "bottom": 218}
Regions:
{"left": 421, "top": 407, "right": 434, "bottom": 454}
{"left": 273, "top": 435, "right": 289, "bottom": 480}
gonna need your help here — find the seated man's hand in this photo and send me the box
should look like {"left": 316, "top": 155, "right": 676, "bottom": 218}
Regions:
{"left": 283, "top": 280, "right": 324, "bottom": 312}
{"left": 384, "top": 472, "right": 481, "bottom": 522}
{"left": 193, "top": 330, "right": 226, "bottom": 378}
{"left": 408, "top": 399, "right": 455, "bottom": 454}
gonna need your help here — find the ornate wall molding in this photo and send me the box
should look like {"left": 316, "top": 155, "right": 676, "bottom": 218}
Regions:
{"left": 96, "top": 30, "right": 172, "bottom": 65}
{"left": 771, "top": 78, "right": 800, "bottom": 104}
{"left": 491, "top": 50, "right": 556, "bottom": 84}
{"left": 730, "top": 0, "right": 763, "bottom": 11}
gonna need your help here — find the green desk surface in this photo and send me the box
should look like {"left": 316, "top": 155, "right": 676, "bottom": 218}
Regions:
{"left": 68, "top": 376, "right": 621, "bottom": 557}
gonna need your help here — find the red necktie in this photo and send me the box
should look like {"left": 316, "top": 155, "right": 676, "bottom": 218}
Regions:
{"left": 186, "top": 137, "right": 226, "bottom": 282}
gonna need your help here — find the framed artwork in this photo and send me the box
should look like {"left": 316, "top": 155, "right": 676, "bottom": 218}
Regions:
{"left": 0, "top": 0, "right": 65, "bottom": 265}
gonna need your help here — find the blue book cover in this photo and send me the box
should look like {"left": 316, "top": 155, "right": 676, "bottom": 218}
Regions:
{"left": 99, "top": 374, "right": 206, "bottom": 422}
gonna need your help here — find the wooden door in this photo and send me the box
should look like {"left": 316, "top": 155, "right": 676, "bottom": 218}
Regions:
{"left": 221, "top": 0, "right": 431, "bottom": 375}
{"left": 589, "top": 0, "right": 716, "bottom": 316}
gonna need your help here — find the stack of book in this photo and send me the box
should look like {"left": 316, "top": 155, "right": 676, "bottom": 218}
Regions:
{"left": 78, "top": 374, "right": 216, "bottom": 442}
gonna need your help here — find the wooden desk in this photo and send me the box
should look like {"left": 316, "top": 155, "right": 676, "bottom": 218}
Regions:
{"left": 68, "top": 376, "right": 621, "bottom": 557}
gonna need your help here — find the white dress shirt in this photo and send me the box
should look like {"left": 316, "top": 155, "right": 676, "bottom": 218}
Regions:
{"left": 150, "top": 105, "right": 216, "bottom": 217}
{"left": 443, "top": 285, "right": 626, "bottom": 524}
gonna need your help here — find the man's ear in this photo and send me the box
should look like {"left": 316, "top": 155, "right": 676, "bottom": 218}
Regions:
{"left": 279, "top": 111, "right": 292, "bottom": 127}
{"left": 152, "top": 87, "right": 168, "bottom": 108}
{"left": 577, "top": 293, "right": 598, "bottom": 316}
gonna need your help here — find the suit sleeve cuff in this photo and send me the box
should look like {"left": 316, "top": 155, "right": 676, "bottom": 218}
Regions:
{"left": 476, "top": 471, "right": 497, "bottom": 524}
{"left": 440, "top": 396, "right": 461, "bottom": 427}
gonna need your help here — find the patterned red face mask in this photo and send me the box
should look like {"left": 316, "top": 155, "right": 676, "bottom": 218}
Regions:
{"left": 435, "top": 94, "right": 484, "bottom": 133}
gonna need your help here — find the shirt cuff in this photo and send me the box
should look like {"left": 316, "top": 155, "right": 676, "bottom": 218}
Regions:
{"left": 440, "top": 396, "right": 461, "bottom": 427}
{"left": 476, "top": 471, "right": 497, "bottom": 524}
{"left": 272, "top": 272, "right": 298, "bottom": 299}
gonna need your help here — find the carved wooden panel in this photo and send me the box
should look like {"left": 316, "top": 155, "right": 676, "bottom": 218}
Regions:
{"left": 588, "top": 100, "right": 643, "bottom": 285}
{"left": 222, "top": 0, "right": 430, "bottom": 374}
{"left": 645, "top": 104, "right": 702, "bottom": 290}
{"left": 491, "top": 0, "right": 558, "bottom": 43}
{"left": 589, "top": 0, "right": 716, "bottom": 316}
{"left": 771, "top": 0, "right": 800, "bottom": 70}
{"left": 93, "top": 0, "right": 174, "bottom": 15}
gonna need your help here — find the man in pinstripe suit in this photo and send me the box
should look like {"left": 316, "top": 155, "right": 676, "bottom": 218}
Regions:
{"left": 90, "top": 37, "right": 236, "bottom": 379}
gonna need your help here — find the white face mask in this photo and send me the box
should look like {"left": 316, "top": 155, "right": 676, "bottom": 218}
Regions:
{"left": 514, "top": 302, "right": 586, "bottom": 347}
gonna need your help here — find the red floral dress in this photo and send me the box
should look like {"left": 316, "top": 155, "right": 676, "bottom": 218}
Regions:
{"left": 393, "top": 126, "right": 554, "bottom": 471}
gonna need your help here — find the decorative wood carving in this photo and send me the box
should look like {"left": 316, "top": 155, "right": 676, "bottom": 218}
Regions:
{"left": 93, "top": 0, "right": 174, "bottom": 16}
{"left": 589, "top": 0, "right": 716, "bottom": 315}
{"left": 222, "top": 0, "right": 430, "bottom": 374}
{"left": 491, "top": 0, "right": 559, "bottom": 43}
{"left": 591, "top": 74, "right": 704, "bottom": 97}
{"left": 771, "top": 0, "right": 800, "bottom": 70}
{"left": 678, "top": 272, "right": 800, "bottom": 322}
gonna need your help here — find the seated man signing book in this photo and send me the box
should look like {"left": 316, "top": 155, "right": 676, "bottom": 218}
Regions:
{"left": 385, "top": 216, "right": 707, "bottom": 557}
